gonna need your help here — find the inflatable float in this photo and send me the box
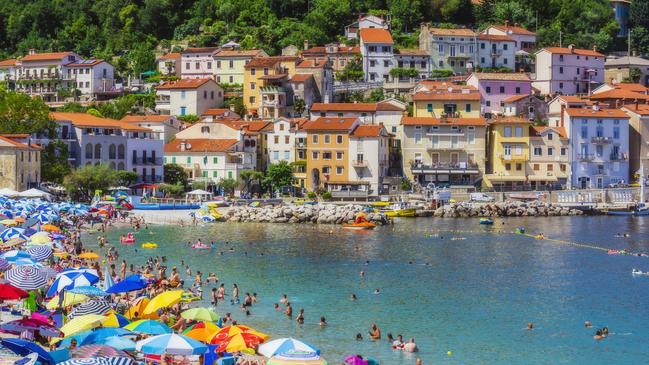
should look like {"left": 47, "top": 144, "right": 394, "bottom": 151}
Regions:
{"left": 342, "top": 221, "right": 376, "bottom": 230}
{"left": 192, "top": 243, "right": 210, "bottom": 249}
{"left": 141, "top": 242, "right": 158, "bottom": 249}
{"left": 120, "top": 232, "right": 136, "bottom": 244}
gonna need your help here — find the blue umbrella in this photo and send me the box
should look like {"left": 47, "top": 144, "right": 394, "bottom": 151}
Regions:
{"left": 13, "top": 258, "right": 42, "bottom": 266}
{"left": 0, "top": 338, "right": 56, "bottom": 365}
{"left": 47, "top": 273, "right": 98, "bottom": 297}
{"left": 106, "top": 275, "right": 148, "bottom": 293}
{"left": 68, "top": 286, "right": 108, "bottom": 296}
{"left": 0, "top": 227, "right": 25, "bottom": 241}
{"left": 58, "top": 268, "right": 99, "bottom": 280}
{"left": 101, "top": 337, "right": 136, "bottom": 351}
{"left": 1, "top": 250, "right": 32, "bottom": 261}
{"left": 135, "top": 333, "right": 207, "bottom": 355}
{"left": 0, "top": 257, "right": 9, "bottom": 270}
{"left": 58, "top": 328, "right": 132, "bottom": 348}
{"left": 32, "top": 213, "right": 50, "bottom": 223}
{"left": 26, "top": 245, "right": 53, "bottom": 261}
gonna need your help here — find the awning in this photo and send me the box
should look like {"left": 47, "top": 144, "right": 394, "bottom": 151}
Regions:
{"left": 485, "top": 174, "right": 528, "bottom": 182}
{"left": 528, "top": 175, "right": 558, "bottom": 182}
{"left": 129, "top": 183, "right": 159, "bottom": 189}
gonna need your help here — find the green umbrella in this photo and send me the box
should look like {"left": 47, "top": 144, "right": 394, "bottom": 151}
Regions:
{"left": 181, "top": 307, "right": 220, "bottom": 322}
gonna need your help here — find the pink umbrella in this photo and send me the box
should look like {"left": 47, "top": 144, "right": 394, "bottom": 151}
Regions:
{"left": 344, "top": 355, "right": 368, "bottom": 365}
{"left": 71, "top": 345, "right": 132, "bottom": 359}
{"left": 0, "top": 318, "right": 62, "bottom": 337}
{"left": 30, "top": 312, "right": 52, "bottom": 325}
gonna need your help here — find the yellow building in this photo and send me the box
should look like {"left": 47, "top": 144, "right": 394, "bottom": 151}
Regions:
{"left": 484, "top": 116, "right": 532, "bottom": 189}
{"left": 303, "top": 117, "right": 361, "bottom": 191}
{"left": 0, "top": 135, "right": 42, "bottom": 191}
{"left": 213, "top": 49, "right": 267, "bottom": 85}
{"left": 412, "top": 81, "right": 481, "bottom": 118}
{"left": 243, "top": 56, "right": 300, "bottom": 118}
{"left": 528, "top": 125, "right": 570, "bottom": 189}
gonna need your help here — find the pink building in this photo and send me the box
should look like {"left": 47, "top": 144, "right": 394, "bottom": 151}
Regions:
{"left": 532, "top": 45, "right": 604, "bottom": 96}
{"left": 466, "top": 72, "right": 531, "bottom": 116}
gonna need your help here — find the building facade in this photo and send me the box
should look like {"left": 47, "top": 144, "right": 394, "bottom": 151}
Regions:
{"left": 533, "top": 45, "right": 605, "bottom": 95}
{"left": 155, "top": 79, "right": 224, "bottom": 117}
{"left": 528, "top": 126, "right": 570, "bottom": 189}
{"left": 347, "top": 125, "right": 390, "bottom": 195}
{"left": 213, "top": 49, "right": 267, "bottom": 85}
{"left": 0, "top": 135, "right": 41, "bottom": 191}
{"left": 477, "top": 35, "right": 516, "bottom": 70}
{"left": 157, "top": 53, "right": 181, "bottom": 77}
{"left": 483, "top": 117, "right": 532, "bottom": 189}
{"left": 412, "top": 82, "right": 481, "bottom": 118}
{"left": 466, "top": 72, "right": 532, "bottom": 115}
{"left": 345, "top": 15, "right": 389, "bottom": 40}
{"left": 419, "top": 26, "right": 477, "bottom": 74}
{"left": 482, "top": 24, "right": 537, "bottom": 52}
{"left": 359, "top": 28, "right": 394, "bottom": 82}
{"left": 622, "top": 104, "right": 649, "bottom": 182}
{"left": 180, "top": 47, "right": 220, "bottom": 79}
{"left": 120, "top": 115, "right": 180, "bottom": 143}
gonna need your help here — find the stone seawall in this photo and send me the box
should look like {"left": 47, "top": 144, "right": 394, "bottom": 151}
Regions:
{"left": 225, "top": 204, "right": 389, "bottom": 224}
{"left": 433, "top": 201, "right": 584, "bottom": 218}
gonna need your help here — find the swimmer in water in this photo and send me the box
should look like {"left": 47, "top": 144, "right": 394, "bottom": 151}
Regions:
{"left": 351, "top": 293, "right": 357, "bottom": 301}
{"left": 585, "top": 321, "right": 592, "bottom": 328}
{"left": 373, "top": 288, "right": 380, "bottom": 295}
{"left": 527, "top": 322, "right": 533, "bottom": 330}
{"left": 594, "top": 329, "right": 603, "bottom": 340}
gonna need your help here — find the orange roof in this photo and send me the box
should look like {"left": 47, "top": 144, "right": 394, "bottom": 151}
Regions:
{"left": 558, "top": 95, "right": 590, "bottom": 104}
{"left": 614, "top": 83, "right": 649, "bottom": 94}
{"left": 164, "top": 139, "right": 238, "bottom": 153}
{"left": 120, "top": 115, "right": 174, "bottom": 123}
{"left": 377, "top": 101, "right": 406, "bottom": 111}
{"left": 309, "top": 102, "right": 405, "bottom": 113}
{"left": 589, "top": 89, "right": 649, "bottom": 101}
{"left": 297, "top": 59, "right": 326, "bottom": 68}
{"left": 302, "top": 46, "right": 360, "bottom": 55}
{"left": 427, "top": 28, "right": 476, "bottom": 37}
{"left": 503, "top": 94, "right": 531, "bottom": 103}
{"left": 201, "top": 108, "right": 238, "bottom": 117}
{"left": 50, "top": 112, "right": 151, "bottom": 131}
{"left": 303, "top": 117, "right": 358, "bottom": 131}
{"left": 490, "top": 116, "right": 532, "bottom": 124}
{"left": 564, "top": 108, "right": 629, "bottom": 118}
{"left": 65, "top": 59, "right": 105, "bottom": 67}
{"left": 529, "top": 126, "right": 568, "bottom": 139}
{"left": 246, "top": 57, "right": 282, "bottom": 69}
{"left": 359, "top": 28, "right": 394, "bottom": 44}
{"left": 351, "top": 125, "right": 385, "bottom": 137}
{"left": 0, "top": 134, "right": 29, "bottom": 138}
{"left": 21, "top": 52, "right": 74, "bottom": 62}
{"left": 290, "top": 74, "right": 314, "bottom": 83}
{"left": 490, "top": 25, "right": 536, "bottom": 36}
{"left": 158, "top": 53, "right": 180, "bottom": 61}
{"left": 402, "top": 117, "right": 487, "bottom": 126}
{"left": 156, "top": 78, "right": 213, "bottom": 90}
{"left": 0, "top": 59, "right": 17, "bottom": 67}
{"left": 181, "top": 47, "right": 220, "bottom": 54}
{"left": 541, "top": 47, "right": 604, "bottom": 57}
{"left": 217, "top": 120, "right": 271, "bottom": 133}
{"left": 622, "top": 104, "right": 649, "bottom": 116}
{"left": 478, "top": 34, "right": 515, "bottom": 42}
{"left": 214, "top": 49, "right": 264, "bottom": 57}
{"left": 0, "top": 135, "right": 41, "bottom": 150}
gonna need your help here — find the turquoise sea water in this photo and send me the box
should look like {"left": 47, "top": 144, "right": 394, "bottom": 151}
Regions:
{"left": 90, "top": 217, "right": 649, "bottom": 365}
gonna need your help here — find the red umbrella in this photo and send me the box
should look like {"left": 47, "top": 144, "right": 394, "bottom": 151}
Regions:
{"left": 0, "top": 318, "right": 63, "bottom": 337}
{"left": 0, "top": 283, "right": 29, "bottom": 300}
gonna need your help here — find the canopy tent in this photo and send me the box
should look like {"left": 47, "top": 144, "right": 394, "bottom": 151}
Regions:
{"left": 185, "top": 189, "right": 213, "bottom": 202}
{"left": 17, "top": 189, "right": 52, "bottom": 201}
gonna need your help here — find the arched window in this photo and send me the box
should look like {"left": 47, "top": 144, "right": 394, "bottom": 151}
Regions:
{"left": 109, "top": 144, "right": 116, "bottom": 159}
{"left": 117, "top": 144, "right": 125, "bottom": 159}
{"left": 94, "top": 144, "right": 102, "bottom": 159}
{"left": 117, "top": 162, "right": 125, "bottom": 170}
{"left": 85, "top": 144, "right": 93, "bottom": 159}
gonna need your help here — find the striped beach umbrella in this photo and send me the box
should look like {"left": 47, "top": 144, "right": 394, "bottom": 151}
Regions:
{"left": 70, "top": 345, "right": 131, "bottom": 359}
{"left": 59, "top": 359, "right": 107, "bottom": 365}
{"left": 58, "top": 268, "right": 99, "bottom": 281}
{"left": 68, "top": 299, "right": 112, "bottom": 319}
{"left": 100, "top": 357, "right": 134, "bottom": 365}
{"left": 136, "top": 333, "right": 208, "bottom": 355}
{"left": 26, "top": 245, "right": 52, "bottom": 261}
{"left": 32, "top": 213, "right": 50, "bottom": 224}
{"left": 0, "top": 227, "right": 26, "bottom": 241}
{"left": 48, "top": 272, "right": 98, "bottom": 297}
{"left": 5, "top": 265, "right": 47, "bottom": 290}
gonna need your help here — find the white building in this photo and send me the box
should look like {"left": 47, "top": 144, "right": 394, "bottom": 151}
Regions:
{"left": 482, "top": 24, "right": 537, "bottom": 52}
{"left": 34, "top": 112, "right": 164, "bottom": 183}
{"left": 180, "top": 47, "right": 220, "bottom": 79}
{"left": 419, "top": 26, "right": 478, "bottom": 74}
{"left": 157, "top": 53, "right": 181, "bottom": 77}
{"left": 155, "top": 78, "right": 224, "bottom": 117}
{"left": 267, "top": 117, "right": 301, "bottom": 164}
{"left": 348, "top": 124, "right": 390, "bottom": 195}
{"left": 0, "top": 59, "right": 16, "bottom": 82}
{"left": 359, "top": 28, "right": 394, "bottom": 82}
{"left": 64, "top": 59, "right": 116, "bottom": 99}
{"left": 309, "top": 100, "right": 406, "bottom": 132}
{"left": 120, "top": 115, "right": 180, "bottom": 143}
{"left": 477, "top": 34, "right": 516, "bottom": 70}
{"left": 533, "top": 45, "right": 605, "bottom": 95}
{"left": 345, "top": 15, "right": 389, "bottom": 40}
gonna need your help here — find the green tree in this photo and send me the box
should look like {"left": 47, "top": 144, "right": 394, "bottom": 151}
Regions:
{"left": 336, "top": 55, "right": 364, "bottom": 82}
{"left": 224, "top": 97, "right": 246, "bottom": 117}
{"left": 367, "top": 88, "right": 385, "bottom": 102}
{"left": 239, "top": 170, "right": 263, "bottom": 194}
{"left": 293, "top": 98, "right": 305, "bottom": 116}
{"left": 218, "top": 178, "right": 238, "bottom": 197}
{"left": 64, "top": 164, "right": 117, "bottom": 201}
{"left": 164, "top": 163, "right": 189, "bottom": 187}
{"left": 263, "top": 161, "right": 294, "bottom": 193}
{"left": 0, "top": 87, "right": 54, "bottom": 135}
{"left": 388, "top": 0, "right": 423, "bottom": 32}
{"left": 41, "top": 140, "right": 71, "bottom": 183}
{"left": 114, "top": 170, "right": 139, "bottom": 186}
{"left": 159, "top": 182, "right": 185, "bottom": 197}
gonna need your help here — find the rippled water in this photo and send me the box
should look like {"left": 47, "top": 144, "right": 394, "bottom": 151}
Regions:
{"left": 87, "top": 216, "right": 649, "bottom": 365}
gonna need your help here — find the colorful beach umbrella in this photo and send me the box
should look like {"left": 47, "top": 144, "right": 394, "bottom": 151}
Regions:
{"left": 142, "top": 290, "right": 183, "bottom": 315}
{"left": 29, "top": 234, "right": 53, "bottom": 244}
{"left": 59, "top": 314, "right": 106, "bottom": 337}
{"left": 0, "top": 257, "right": 9, "bottom": 271}
{"left": 41, "top": 224, "right": 61, "bottom": 232}
{"left": 267, "top": 353, "right": 327, "bottom": 365}
{"left": 102, "top": 312, "right": 130, "bottom": 328}
{"left": 78, "top": 252, "right": 100, "bottom": 260}
{"left": 209, "top": 325, "right": 269, "bottom": 343}
{"left": 26, "top": 245, "right": 52, "bottom": 261}
{"left": 68, "top": 286, "right": 107, "bottom": 296}
{"left": 135, "top": 333, "right": 208, "bottom": 355}
{"left": 181, "top": 307, "right": 219, "bottom": 322}
{"left": 46, "top": 292, "right": 89, "bottom": 309}
{"left": 58, "top": 328, "right": 131, "bottom": 348}
{"left": 58, "top": 268, "right": 99, "bottom": 280}
{"left": 0, "top": 282, "right": 29, "bottom": 300}
{"left": 68, "top": 299, "right": 112, "bottom": 318}
{"left": 59, "top": 359, "right": 106, "bottom": 365}
{"left": 101, "top": 336, "right": 136, "bottom": 351}
{"left": 105, "top": 275, "right": 148, "bottom": 293}
{"left": 0, "top": 338, "right": 55, "bottom": 365}
{"left": 70, "top": 345, "right": 131, "bottom": 359}
{"left": 0, "top": 318, "right": 63, "bottom": 337}
{"left": 124, "top": 319, "right": 172, "bottom": 335}
{"left": 0, "top": 227, "right": 27, "bottom": 241}
{"left": 1, "top": 249, "right": 32, "bottom": 261}
{"left": 48, "top": 272, "right": 99, "bottom": 297}
{"left": 214, "top": 332, "right": 264, "bottom": 352}
{"left": 258, "top": 338, "right": 321, "bottom": 358}
{"left": 5, "top": 265, "right": 47, "bottom": 290}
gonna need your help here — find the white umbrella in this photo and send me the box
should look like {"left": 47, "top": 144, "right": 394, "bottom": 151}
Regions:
{"left": 258, "top": 338, "right": 320, "bottom": 358}
{"left": 135, "top": 333, "right": 207, "bottom": 355}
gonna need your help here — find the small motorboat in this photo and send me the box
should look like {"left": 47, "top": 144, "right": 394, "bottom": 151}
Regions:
{"left": 632, "top": 269, "right": 649, "bottom": 276}
{"left": 342, "top": 221, "right": 377, "bottom": 230}
{"left": 379, "top": 202, "right": 416, "bottom": 217}
{"left": 479, "top": 218, "right": 494, "bottom": 225}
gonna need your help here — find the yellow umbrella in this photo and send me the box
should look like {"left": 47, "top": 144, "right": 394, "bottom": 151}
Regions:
{"left": 53, "top": 251, "right": 70, "bottom": 258}
{"left": 209, "top": 325, "right": 269, "bottom": 343}
{"left": 0, "top": 219, "right": 17, "bottom": 226}
{"left": 102, "top": 311, "right": 131, "bottom": 328}
{"left": 59, "top": 314, "right": 106, "bottom": 337}
{"left": 78, "top": 252, "right": 100, "bottom": 260}
{"left": 125, "top": 297, "right": 158, "bottom": 320}
{"left": 30, "top": 235, "right": 52, "bottom": 244}
{"left": 41, "top": 224, "right": 61, "bottom": 232}
{"left": 143, "top": 290, "right": 183, "bottom": 315}
{"left": 46, "top": 293, "right": 89, "bottom": 309}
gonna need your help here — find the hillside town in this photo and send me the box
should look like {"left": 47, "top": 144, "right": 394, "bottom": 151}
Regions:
{"left": 0, "top": 14, "right": 648, "bottom": 200}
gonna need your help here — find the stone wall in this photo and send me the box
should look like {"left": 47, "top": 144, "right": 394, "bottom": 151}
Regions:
{"left": 433, "top": 201, "right": 584, "bottom": 218}
{"left": 225, "top": 204, "right": 389, "bottom": 224}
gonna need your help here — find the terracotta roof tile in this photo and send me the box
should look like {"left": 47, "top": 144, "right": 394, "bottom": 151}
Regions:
{"left": 541, "top": 47, "right": 604, "bottom": 57}
{"left": 65, "top": 59, "right": 106, "bottom": 67}
{"left": 297, "top": 59, "right": 327, "bottom": 68}
{"left": 503, "top": 94, "right": 531, "bottom": 103}
{"left": 156, "top": 78, "right": 214, "bottom": 90}
{"left": 164, "top": 139, "right": 238, "bottom": 153}
{"left": 21, "top": 52, "right": 74, "bottom": 62}
{"left": 246, "top": 57, "right": 283, "bottom": 68}
{"left": 402, "top": 117, "right": 487, "bottom": 126}
{"left": 0, "top": 135, "right": 39, "bottom": 150}
{"left": 490, "top": 25, "right": 536, "bottom": 36}
{"left": 558, "top": 95, "right": 590, "bottom": 103}
{"left": 120, "top": 115, "right": 174, "bottom": 123}
{"left": 303, "top": 117, "right": 358, "bottom": 131}
{"left": 0, "top": 59, "right": 17, "bottom": 67}
{"left": 529, "top": 126, "right": 568, "bottom": 139}
{"left": 478, "top": 34, "right": 515, "bottom": 42}
{"left": 158, "top": 53, "right": 181, "bottom": 61}
{"left": 351, "top": 125, "right": 385, "bottom": 137}
{"left": 622, "top": 104, "right": 649, "bottom": 116}
{"left": 51, "top": 112, "right": 151, "bottom": 131}
{"left": 427, "top": 28, "right": 476, "bottom": 37}
{"left": 201, "top": 108, "right": 239, "bottom": 117}
{"left": 214, "top": 49, "right": 265, "bottom": 57}
{"left": 359, "top": 28, "right": 394, "bottom": 44}
{"left": 614, "top": 83, "right": 649, "bottom": 94}
{"left": 589, "top": 89, "right": 649, "bottom": 101}
{"left": 564, "top": 108, "right": 629, "bottom": 118}
{"left": 290, "top": 74, "right": 314, "bottom": 83}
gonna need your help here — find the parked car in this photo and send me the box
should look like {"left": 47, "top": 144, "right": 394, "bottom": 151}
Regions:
{"left": 470, "top": 192, "right": 495, "bottom": 202}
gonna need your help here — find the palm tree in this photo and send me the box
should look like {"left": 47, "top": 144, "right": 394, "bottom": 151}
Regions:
{"left": 239, "top": 170, "right": 263, "bottom": 195}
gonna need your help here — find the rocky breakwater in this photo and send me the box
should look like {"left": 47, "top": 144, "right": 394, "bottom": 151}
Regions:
{"left": 434, "top": 200, "right": 584, "bottom": 218}
{"left": 225, "top": 204, "right": 389, "bottom": 225}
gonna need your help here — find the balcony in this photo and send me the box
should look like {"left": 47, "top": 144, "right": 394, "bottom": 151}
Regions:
{"left": 441, "top": 112, "right": 461, "bottom": 118}
{"left": 426, "top": 143, "right": 465, "bottom": 151}
{"left": 295, "top": 141, "right": 307, "bottom": 148}
{"left": 133, "top": 157, "right": 163, "bottom": 165}
{"left": 490, "top": 49, "right": 503, "bottom": 56}
{"left": 411, "top": 162, "right": 480, "bottom": 174}
{"left": 352, "top": 160, "right": 368, "bottom": 167}
{"left": 578, "top": 154, "right": 596, "bottom": 162}
{"left": 591, "top": 136, "right": 611, "bottom": 144}
{"left": 499, "top": 154, "right": 528, "bottom": 162}
{"left": 593, "top": 168, "right": 608, "bottom": 175}
{"left": 610, "top": 153, "right": 628, "bottom": 161}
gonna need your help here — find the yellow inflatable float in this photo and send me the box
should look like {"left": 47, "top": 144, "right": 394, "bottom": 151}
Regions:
{"left": 141, "top": 242, "right": 158, "bottom": 248}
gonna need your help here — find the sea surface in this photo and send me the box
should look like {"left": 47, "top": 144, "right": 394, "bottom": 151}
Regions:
{"left": 90, "top": 217, "right": 649, "bottom": 365}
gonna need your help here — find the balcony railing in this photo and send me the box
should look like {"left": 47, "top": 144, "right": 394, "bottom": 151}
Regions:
{"left": 426, "top": 144, "right": 464, "bottom": 151}
{"left": 352, "top": 160, "right": 368, "bottom": 167}
{"left": 411, "top": 161, "right": 480, "bottom": 173}
{"left": 578, "top": 154, "right": 596, "bottom": 162}
{"left": 591, "top": 136, "right": 611, "bottom": 144}
{"left": 133, "top": 157, "right": 163, "bottom": 165}
{"left": 610, "top": 153, "right": 628, "bottom": 161}
{"left": 295, "top": 142, "right": 307, "bottom": 148}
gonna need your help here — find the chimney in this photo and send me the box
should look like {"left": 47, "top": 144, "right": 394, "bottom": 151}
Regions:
{"left": 636, "top": 100, "right": 640, "bottom": 111}
{"left": 504, "top": 20, "right": 509, "bottom": 26}
{"left": 180, "top": 140, "right": 187, "bottom": 151}
{"left": 592, "top": 103, "right": 600, "bottom": 111}
{"left": 28, "top": 49, "right": 36, "bottom": 55}
{"left": 592, "top": 45, "right": 597, "bottom": 52}
{"left": 560, "top": 104, "right": 565, "bottom": 128}
{"left": 568, "top": 44, "right": 575, "bottom": 53}
{"left": 303, "top": 40, "right": 309, "bottom": 51}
